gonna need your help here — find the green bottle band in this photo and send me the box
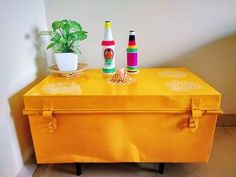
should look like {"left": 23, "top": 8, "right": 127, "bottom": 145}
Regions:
{"left": 126, "top": 48, "right": 138, "bottom": 52}
{"left": 102, "top": 68, "right": 116, "bottom": 73}
{"left": 127, "top": 66, "right": 138, "bottom": 71}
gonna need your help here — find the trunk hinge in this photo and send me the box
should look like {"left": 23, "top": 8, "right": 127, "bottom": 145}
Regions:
{"left": 43, "top": 100, "right": 57, "bottom": 133}
{"left": 189, "top": 98, "right": 202, "bottom": 131}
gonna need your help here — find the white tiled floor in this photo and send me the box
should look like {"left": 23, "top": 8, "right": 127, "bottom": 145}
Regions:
{"left": 33, "top": 127, "right": 236, "bottom": 177}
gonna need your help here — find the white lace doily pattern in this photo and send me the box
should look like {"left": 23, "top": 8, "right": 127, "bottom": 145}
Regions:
{"left": 159, "top": 70, "right": 188, "bottom": 78}
{"left": 41, "top": 82, "right": 81, "bottom": 94}
{"left": 166, "top": 80, "right": 202, "bottom": 92}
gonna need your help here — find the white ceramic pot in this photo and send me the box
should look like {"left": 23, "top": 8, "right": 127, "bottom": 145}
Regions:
{"left": 55, "top": 53, "right": 78, "bottom": 71}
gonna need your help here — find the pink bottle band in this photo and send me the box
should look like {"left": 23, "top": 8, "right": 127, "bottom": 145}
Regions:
{"left": 128, "top": 41, "right": 136, "bottom": 45}
{"left": 101, "top": 40, "right": 115, "bottom": 46}
{"left": 127, "top": 53, "right": 138, "bottom": 66}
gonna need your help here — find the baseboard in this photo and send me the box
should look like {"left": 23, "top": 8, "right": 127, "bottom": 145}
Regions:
{"left": 16, "top": 149, "right": 37, "bottom": 177}
{"left": 217, "top": 114, "right": 236, "bottom": 126}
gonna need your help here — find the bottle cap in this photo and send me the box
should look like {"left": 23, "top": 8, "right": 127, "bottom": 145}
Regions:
{"left": 105, "top": 21, "right": 111, "bottom": 29}
{"left": 129, "top": 31, "right": 135, "bottom": 35}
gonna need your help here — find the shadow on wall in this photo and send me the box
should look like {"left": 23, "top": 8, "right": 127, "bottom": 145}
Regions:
{"left": 165, "top": 33, "right": 236, "bottom": 114}
{"left": 8, "top": 27, "right": 48, "bottom": 162}
{"left": 32, "top": 27, "right": 49, "bottom": 78}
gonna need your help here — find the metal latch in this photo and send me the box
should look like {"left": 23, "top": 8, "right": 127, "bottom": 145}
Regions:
{"left": 189, "top": 98, "right": 202, "bottom": 131}
{"left": 43, "top": 100, "right": 57, "bottom": 133}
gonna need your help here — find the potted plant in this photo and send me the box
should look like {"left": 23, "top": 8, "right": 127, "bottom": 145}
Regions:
{"left": 40, "top": 19, "right": 88, "bottom": 71}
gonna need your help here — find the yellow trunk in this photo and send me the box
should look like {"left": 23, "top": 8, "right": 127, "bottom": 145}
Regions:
{"left": 23, "top": 68, "right": 222, "bottom": 163}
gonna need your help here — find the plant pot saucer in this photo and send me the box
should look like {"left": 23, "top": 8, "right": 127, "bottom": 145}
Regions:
{"left": 49, "top": 63, "right": 88, "bottom": 78}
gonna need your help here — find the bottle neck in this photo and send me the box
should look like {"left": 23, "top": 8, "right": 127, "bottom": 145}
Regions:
{"left": 128, "top": 31, "right": 136, "bottom": 45}
{"left": 104, "top": 28, "right": 113, "bottom": 41}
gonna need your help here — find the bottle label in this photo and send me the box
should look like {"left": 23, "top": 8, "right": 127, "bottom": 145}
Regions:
{"left": 102, "top": 45, "right": 115, "bottom": 74}
{"left": 104, "top": 48, "right": 114, "bottom": 67}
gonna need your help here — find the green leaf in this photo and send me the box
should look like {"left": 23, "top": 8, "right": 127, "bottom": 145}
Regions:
{"left": 63, "top": 23, "right": 71, "bottom": 34}
{"left": 46, "top": 42, "right": 56, "bottom": 49}
{"left": 78, "top": 33, "right": 88, "bottom": 41}
{"left": 51, "top": 32, "right": 61, "bottom": 42}
{"left": 62, "top": 19, "right": 69, "bottom": 24}
{"left": 52, "top": 21, "right": 63, "bottom": 31}
{"left": 70, "top": 31, "right": 88, "bottom": 41}
{"left": 78, "top": 31, "right": 88, "bottom": 41}
{"left": 53, "top": 42, "right": 62, "bottom": 51}
{"left": 70, "top": 20, "right": 82, "bottom": 31}
{"left": 58, "top": 37, "right": 66, "bottom": 43}
{"left": 70, "top": 31, "right": 80, "bottom": 39}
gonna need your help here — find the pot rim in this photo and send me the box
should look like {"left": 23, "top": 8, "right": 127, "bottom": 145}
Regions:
{"left": 55, "top": 52, "right": 77, "bottom": 55}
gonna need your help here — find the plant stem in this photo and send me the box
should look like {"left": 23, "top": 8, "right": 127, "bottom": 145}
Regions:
{"left": 68, "top": 41, "right": 75, "bottom": 49}
{"left": 59, "top": 29, "right": 65, "bottom": 39}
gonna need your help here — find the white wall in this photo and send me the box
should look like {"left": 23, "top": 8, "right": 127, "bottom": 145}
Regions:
{"left": 0, "top": 0, "right": 48, "bottom": 176}
{"left": 45, "top": 0, "right": 236, "bottom": 113}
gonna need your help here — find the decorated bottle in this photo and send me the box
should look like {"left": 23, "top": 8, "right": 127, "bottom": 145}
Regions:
{"left": 101, "top": 21, "right": 116, "bottom": 74}
{"left": 127, "top": 30, "right": 138, "bottom": 73}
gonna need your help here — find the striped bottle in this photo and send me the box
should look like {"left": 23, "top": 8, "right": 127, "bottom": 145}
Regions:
{"left": 127, "top": 31, "right": 138, "bottom": 73}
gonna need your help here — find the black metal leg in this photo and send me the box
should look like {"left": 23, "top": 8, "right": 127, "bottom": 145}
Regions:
{"left": 157, "top": 163, "right": 164, "bottom": 174}
{"left": 76, "top": 163, "right": 81, "bottom": 176}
